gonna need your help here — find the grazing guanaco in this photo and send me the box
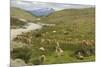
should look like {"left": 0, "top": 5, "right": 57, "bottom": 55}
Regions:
{"left": 39, "top": 55, "right": 46, "bottom": 64}
{"left": 55, "top": 39, "right": 64, "bottom": 56}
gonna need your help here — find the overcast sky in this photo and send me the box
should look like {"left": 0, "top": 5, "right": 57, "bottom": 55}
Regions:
{"left": 11, "top": 0, "right": 95, "bottom": 11}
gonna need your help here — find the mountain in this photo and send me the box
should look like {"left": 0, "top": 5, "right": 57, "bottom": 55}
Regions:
{"left": 28, "top": 8, "right": 55, "bottom": 16}
{"left": 11, "top": 7, "right": 36, "bottom": 22}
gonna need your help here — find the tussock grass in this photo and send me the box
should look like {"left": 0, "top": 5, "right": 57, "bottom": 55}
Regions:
{"left": 11, "top": 8, "right": 95, "bottom": 65}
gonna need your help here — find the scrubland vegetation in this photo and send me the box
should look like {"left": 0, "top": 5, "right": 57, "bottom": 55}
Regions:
{"left": 11, "top": 7, "right": 95, "bottom": 66}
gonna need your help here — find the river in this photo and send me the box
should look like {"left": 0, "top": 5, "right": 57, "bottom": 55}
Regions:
{"left": 11, "top": 23, "right": 42, "bottom": 40}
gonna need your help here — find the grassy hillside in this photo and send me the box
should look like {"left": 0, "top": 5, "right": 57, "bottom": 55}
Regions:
{"left": 38, "top": 8, "right": 95, "bottom": 40}
{"left": 11, "top": 8, "right": 95, "bottom": 65}
{"left": 41, "top": 8, "right": 94, "bottom": 23}
{"left": 11, "top": 7, "right": 36, "bottom": 22}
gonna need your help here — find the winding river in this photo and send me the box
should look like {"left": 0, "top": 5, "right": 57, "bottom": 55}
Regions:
{"left": 11, "top": 23, "right": 42, "bottom": 40}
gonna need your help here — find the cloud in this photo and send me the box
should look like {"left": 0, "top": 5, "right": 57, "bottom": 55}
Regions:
{"left": 11, "top": 0, "right": 94, "bottom": 11}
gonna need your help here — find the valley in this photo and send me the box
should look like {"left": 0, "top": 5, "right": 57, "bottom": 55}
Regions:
{"left": 10, "top": 4, "right": 95, "bottom": 66}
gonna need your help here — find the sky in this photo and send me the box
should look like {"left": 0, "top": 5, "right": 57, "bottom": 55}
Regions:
{"left": 11, "top": 0, "right": 95, "bottom": 11}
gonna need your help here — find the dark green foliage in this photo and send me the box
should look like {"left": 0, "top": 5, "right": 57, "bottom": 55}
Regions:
{"left": 11, "top": 46, "right": 32, "bottom": 63}
{"left": 10, "top": 17, "right": 27, "bottom": 29}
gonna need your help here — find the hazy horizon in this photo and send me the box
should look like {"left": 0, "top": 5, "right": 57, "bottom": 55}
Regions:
{"left": 11, "top": 0, "right": 95, "bottom": 11}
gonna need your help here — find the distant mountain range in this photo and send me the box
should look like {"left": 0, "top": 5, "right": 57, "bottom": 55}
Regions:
{"left": 11, "top": 1, "right": 94, "bottom": 17}
{"left": 27, "top": 8, "right": 55, "bottom": 16}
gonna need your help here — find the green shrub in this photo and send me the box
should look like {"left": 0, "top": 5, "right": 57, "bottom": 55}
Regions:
{"left": 11, "top": 46, "right": 32, "bottom": 63}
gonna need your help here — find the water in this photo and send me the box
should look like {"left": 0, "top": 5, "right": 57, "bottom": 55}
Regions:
{"left": 11, "top": 23, "right": 42, "bottom": 40}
